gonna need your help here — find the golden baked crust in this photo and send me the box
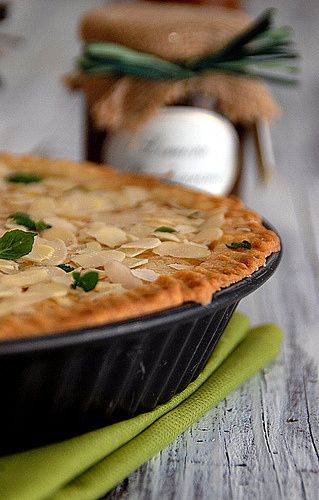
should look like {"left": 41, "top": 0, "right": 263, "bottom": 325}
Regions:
{"left": 0, "top": 153, "right": 280, "bottom": 341}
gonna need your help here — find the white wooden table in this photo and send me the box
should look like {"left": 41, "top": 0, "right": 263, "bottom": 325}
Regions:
{"left": 1, "top": 1, "right": 318, "bottom": 499}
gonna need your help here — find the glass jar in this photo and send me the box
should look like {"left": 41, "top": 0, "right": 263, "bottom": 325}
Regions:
{"left": 85, "top": 97, "right": 245, "bottom": 197}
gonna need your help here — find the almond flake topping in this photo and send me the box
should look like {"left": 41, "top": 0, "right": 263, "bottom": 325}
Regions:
{"left": 124, "top": 257, "right": 149, "bottom": 269}
{"left": 45, "top": 227, "right": 77, "bottom": 246}
{"left": 121, "top": 238, "right": 161, "bottom": 249}
{"left": 24, "top": 237, "right": 67, "bottom": 265}
{"left": 86, "top": 241, "right": 102, "bottom": 251}
{"left": 0, "top": 267, "right": 49, "bottom": 287}
{"left": 104, "top": 261, "right": 142, "bottom": 289}
{"left": 71, "top": 250, "right": 125, "bottom": 268}
{"left": 168, "top": 263, "right": 194, "bottom": 270}
{"left": 131, "top": 268, "right": 159, "bottom": 282}
{"left": 0, "top": 161, "right": 228, "bottom": 316}
{"left": 153, "top": 231, "right": 180, "bottom": 242}
{"left": 192, "top": 227, "right": 223, "bottom": 245}
{"left": 87, "top": 225, "right": 127, "bottom": 248}
{"left": 0, "top": 259, "right": 19, "bottom": 274}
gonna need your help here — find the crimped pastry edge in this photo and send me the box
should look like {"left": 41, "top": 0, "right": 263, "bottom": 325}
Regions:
{"left": 0, "top": 153, "right": 280, "bottom": 340}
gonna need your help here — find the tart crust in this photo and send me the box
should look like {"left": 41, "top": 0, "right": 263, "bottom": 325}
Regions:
{"left": 0, "top": 153, "right": 280, "bottom": 341}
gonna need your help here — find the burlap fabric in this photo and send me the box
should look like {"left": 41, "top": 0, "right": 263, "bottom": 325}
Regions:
{"left": 68, "top": 2, "right": 280, "bottom": 131}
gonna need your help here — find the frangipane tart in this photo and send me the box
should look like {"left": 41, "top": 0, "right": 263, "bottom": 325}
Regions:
{"left": 0, "top": 153, "right": 280, "bottom": 341}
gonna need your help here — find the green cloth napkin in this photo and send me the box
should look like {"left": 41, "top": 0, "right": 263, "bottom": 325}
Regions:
{"left": 0, "top": 313, "right": 283, "bottom": 500}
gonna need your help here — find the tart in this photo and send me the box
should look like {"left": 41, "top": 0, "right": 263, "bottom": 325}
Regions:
{"left": 0, "top": 153, "right": 280, "bottom": 341}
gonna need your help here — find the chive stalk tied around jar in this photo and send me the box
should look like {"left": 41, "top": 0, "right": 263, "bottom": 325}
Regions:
{"left": 79, "top": 9, "right": 299, "bottom": 85}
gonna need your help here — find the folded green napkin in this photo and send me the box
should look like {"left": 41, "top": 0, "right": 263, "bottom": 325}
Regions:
{"left": 0, "top": 313, "right": 283, "bottom": 500}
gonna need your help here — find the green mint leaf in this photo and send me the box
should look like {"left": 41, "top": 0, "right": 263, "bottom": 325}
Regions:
{"left": 226, "top": 240, "right": 252, "bottom": 250}
{"left": 9, "top": 212, "right": 36, "bottom": 231}
{"left": 71, "top": 271, "right": 99, "bottom": 292}
{"left": 9, "top": 212, "right": 51, "bottom": 233}
{"left": 6, "top": 172, "right": 43, "bottom": 184}
{"left": 35, "top": 220, "right": 52, "bottom": 232}
{"left": 0, "top": 229, "right": 36, "bottom": 260}
{"left": 57, "top": 264, "right": 75, "bottom": 273}
{"left": 155, "top": 226, "right": 177, "bottom": 233}
{"left": 71, "top": 272, "right": 81, "bottom": 289}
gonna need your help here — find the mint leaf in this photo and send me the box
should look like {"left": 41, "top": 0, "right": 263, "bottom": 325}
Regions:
{"left": 155, "top": 226, "right": 177, "bottom": 233}
{"left": 6, "top": 172, "right": 43, "bottom": 184}
{"left": 35, "top": 220, "right": 51, "bottom": 232}
{"left": 226, "top": 240, "right": 252, "bottom": 250}
{"left": 9, "top": 212, "right": 51, "bottom": 233}
{"left": 9, "top": 212, "right": 36, "bottom": 230}
{"left": 71, "top": 272, "right": 81, "bottom": 289}
{"left": 57, "top": 264, "right": 75, "bottom": 273}
{"left": 71, "top": 271, "right": 99, "bottom": 292}
{"left": 0, "top": 230, "right": 36, "bottom": 260}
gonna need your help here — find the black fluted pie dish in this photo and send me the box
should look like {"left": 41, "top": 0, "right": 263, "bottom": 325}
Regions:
{"left": 0, "top": 232, "right": 281, "bottom": 455}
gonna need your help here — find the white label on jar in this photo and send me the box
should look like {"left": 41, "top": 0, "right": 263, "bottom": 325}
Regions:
{"left": 103, "top": 107, "right": 239, "bottom": 195}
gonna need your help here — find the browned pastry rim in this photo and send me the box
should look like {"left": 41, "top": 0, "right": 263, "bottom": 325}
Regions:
{"left": 0, "top": 153, "right": 280, "bottom": 340}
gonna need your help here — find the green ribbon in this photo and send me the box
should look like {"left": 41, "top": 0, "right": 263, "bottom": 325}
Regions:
{"left": 79, "top": 9, "right": 299, "bottom": 85}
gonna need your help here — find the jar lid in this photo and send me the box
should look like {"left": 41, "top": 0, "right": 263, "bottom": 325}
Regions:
{"left": 80, "top": 2, "right": 251, "bottom": 61}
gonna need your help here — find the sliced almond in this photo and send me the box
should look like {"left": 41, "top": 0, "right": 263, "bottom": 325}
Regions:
{"left": 0, "top": 259, "right": 19, "bottom": 274}
{"left": 86, "top": 241, "right": 102, "bottom": 251}
{"left": 87, "top": 225, "right": 127, "bottom": 248}
{"left": 121, "top": 248, "right": 147, "bottom": 258}
{"left": 96, "top": 212, "right": 140, "bottom": 227}
{"left": 128, "top": 224, "right": 155, "bottom": 239}
{"left": 174, "top": 224, "right": 197, "bottom": 234}
{"left": 71, "top": 249, "right": 125, "bottom": 268}
{"left": 0, "top": 281, "right": 68, "bottom": 317}
{"left": 24, "top": 237, "right": 67, "bottom": 265}
{"left": 29, "top": 197, "right": 56, "bottom": 217}
{"left": 5, "top": 220, "right": 28, "bottom": 231}
{"left": 153, "top": 242, "right": 210, "bottom": 259}
{"left": 89, "top": 283, "right": 126, "bottom": 299}
{"left": 0, "top": 267, "right": 49, "bottom": 287}
{"left": 153, "top": 231, "right": 180, "bottom": 242}
{"left": 131, "top": 268, "right": 159, "bottom": 282}
{"left": 45, "top": 227, "right": 77, "bottom": 246}
{"left": 24, "top": 242, "right": 55, "bottom": 262}
{"left": 122, "top": 186, "right": 149, "bottom": 206}
{"left": 123, "top": 257, "right": 149, "bottom": 269}
{"left": 197, "top": 210, "right": 226, "bottom": 231}
{"left": 168, "top": 204, "right": 201, "bottom": 218}
{"left": 48, "top": 267, "right": 74, "bottom": 286}
{"left": 186, "top": 240, "right": 210, "bottom": 248}
{"left": 104, "top": 260, "right": 142, "bottom": 289}
{"left": 192, "top": 227, "right": 223, "bottom": 245}
{"left": 168, "top": 263, "right": 194, "bottom": 270}
{"left": 27, "top": 281, "right": 69, "bottom": 298}
{"left": 43, "top": 216, "right": 77, "bottom": 232}
{"left": 126, "top": 234, "right": 140, "bottom": 242}
{"left": 56, "top": 191, "right": 112, "bottom": 218}
{"left": 121, "top": 238, "right": 161, "bottom": 249}
{"left": 44, "top": 177, "right": 78, "bottom": 192}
